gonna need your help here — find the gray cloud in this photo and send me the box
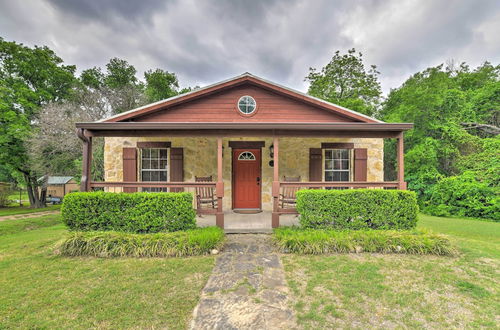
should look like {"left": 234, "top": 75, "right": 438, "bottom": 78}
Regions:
{"left": 0, "top": 0, "right": 498, "bottom": 94}
{"left": 47, "top": 0, "right": 170, "bottom": 24}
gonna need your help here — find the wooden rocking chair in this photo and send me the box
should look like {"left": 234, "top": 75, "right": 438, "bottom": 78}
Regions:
{"left": 279, "top": 176, "right": 301, "bottom": 209}
{"left": 195, "top": 176, "right": 217, "bottom": 215}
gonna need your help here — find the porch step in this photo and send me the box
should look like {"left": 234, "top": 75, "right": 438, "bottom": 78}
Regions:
{"left": 224, "top": 228, "right": 273, "bottom": 234}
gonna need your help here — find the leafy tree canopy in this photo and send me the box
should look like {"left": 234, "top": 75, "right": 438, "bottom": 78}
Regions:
{"left": 144, "top": 69, "right": 180, "bottom": 102}
{"left": 381, "top": 62, "right": 499, "bottom": 200}
{"left": 1, "top": 38, "right": 192, "bottom": 207}
{"left": 104, "top": 58, "right": 138, "bottom": 89}
{"left": 306, "top": 48, "right": 382, "bottom": 116}
{"left": 0, "top": 37, "right": 77, "bottom": 206}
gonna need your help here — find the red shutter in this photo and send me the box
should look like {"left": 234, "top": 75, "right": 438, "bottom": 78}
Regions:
{"left": 122, "top": 147, "right": 137, "bottom": 192}
{"left": 309, "top": 148, "right": 322, "bottom": 181}
{"left": 354, "top": 148, "right": 368, "bottom": 181}
{"left": 170, "top": 148, "right": 184, "bottom": 192}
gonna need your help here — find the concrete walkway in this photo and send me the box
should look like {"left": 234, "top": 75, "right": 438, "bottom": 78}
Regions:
{"left": 190, "top": 234, "right": 297, "bottom": 329}
{"left": 0, "top": 210, "right": 60, "bottom": 222}
{"left": 197, "top": 211, "right": 299, "bottom": 233}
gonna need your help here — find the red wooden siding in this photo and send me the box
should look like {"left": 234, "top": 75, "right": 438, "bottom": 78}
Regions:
{"left": 354, "top": 148, "right": 368, "bottom": 181}
{"left": 133, "top": 84, "right": 360, "bottom": 123}
{"left": 170, "top": 147, "right": 184, "bottom": 192}
{"left": 309, "top": 148, "right": 323, "bottom": 181}
{"left": 122, "top": 147, "right": 137, "bottom": 192}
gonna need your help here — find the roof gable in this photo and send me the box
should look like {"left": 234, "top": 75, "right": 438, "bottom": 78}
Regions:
{"left": 102, "top": 73, "right": 382, "bottom": 124}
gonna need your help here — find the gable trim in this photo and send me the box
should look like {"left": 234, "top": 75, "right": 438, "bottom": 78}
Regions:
{"left": 101, "top": 73, "right": 383, "bottom": 124}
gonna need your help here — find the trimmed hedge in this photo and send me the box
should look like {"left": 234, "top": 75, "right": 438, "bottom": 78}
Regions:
{"left": 273, "top": 227, "right": 455, "bottom": 255}
{"left": 61, "top": 192, "right": 196, "bottom": 233}
{"left": 58, "top": 227, "right": 225, "bottom": 257}
{"left": 296, "top": 189, "right": 419, "bottom": 230}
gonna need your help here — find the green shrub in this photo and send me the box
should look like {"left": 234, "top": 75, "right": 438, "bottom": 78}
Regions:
{"left": 58, "top": 227, "right": 224, "bottom": 257}
{"left": 273, "top": 227, "right": 455, "bottom": 255}
{"left": 61, "top": 192, "right": 196, "bottom": 233}
{"left": 296, "top": 189, "right": 419, "bottom": 230}
{"left": 424, "top": 172, "right": 499, "bottom": 221}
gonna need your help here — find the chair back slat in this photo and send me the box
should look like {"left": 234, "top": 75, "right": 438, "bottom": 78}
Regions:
{"left": 282, "top": 176, "right": 301, "bottom": 199}
{"left": 195, "top": 176, "right": 213, "bottom": 199}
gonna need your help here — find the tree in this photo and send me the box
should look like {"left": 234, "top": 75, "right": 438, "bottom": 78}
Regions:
{"left": 30, "top": 63, "right": 194, "bottom": 186}
{"left": 144, "top": 69, "right": 180, "bottom": 102}
{"left": 102, "top": 58, "right": 144, "bottom": 113}
{"left": 80, "top": 67, "right": 105, "bottom": 89}
{"left": 1, "top": 39, "right": 192, "bottom": 208}
{"left": 306, "top": 48, "right": 382, "bottom": 116}
{"left": 0, "top": 38, "right": 76, "bottom": 207}
{"left": 28, "top": 88, "right": 108, "bottom": 182}
{"left": 381, "top": 62, "right": 499, "bottom": 200}
{"left": 105, "top": 58, "right": 138, "bottom": 88}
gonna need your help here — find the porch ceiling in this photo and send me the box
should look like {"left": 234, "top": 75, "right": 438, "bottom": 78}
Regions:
{"left": 76, "top": 122, "right": 413, "bottom": 138}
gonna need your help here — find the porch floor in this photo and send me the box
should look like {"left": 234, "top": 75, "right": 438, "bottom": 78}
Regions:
{"left": 196, "top": 211, "right": 299, "bottom": 233}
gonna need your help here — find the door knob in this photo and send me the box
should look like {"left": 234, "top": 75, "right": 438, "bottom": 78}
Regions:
{"left": 256, "top": 177, "right": 260, "bottom": 185}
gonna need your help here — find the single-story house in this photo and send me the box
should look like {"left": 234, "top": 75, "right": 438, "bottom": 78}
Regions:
{"left": 45, "top": 176, "right": 79, "bottom": 197}
{"left": 76, "top": 73, "right": 413, "bottom": 228}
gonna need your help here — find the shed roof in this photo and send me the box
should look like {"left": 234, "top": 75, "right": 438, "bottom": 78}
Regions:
{"left": 46, "top": 176, "right": 74, "bottom": 185}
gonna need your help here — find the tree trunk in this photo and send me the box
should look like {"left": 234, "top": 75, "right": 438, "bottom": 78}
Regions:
{"left": 23, "top": 173, "right": 46, "bottom": 208}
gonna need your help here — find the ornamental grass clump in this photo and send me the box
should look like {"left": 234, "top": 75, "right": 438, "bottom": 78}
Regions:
{"left": 273, "top": 227, "right": 456, "bottom": 256}
{"left": 58, "top": 227, "right": 224, "bottom": 258}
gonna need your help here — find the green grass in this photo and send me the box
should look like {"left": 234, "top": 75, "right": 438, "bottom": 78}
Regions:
{"left": 282, "top": 214, "right": 500, "bottom": 328}
{"left": 59, "top": 227, "right": 225, "bottom": 257}
{"left": 0, "top": 214, "right": 62, "bottom": 236}
{"left": 273, "top": 227, "right": 455, "bottom": 255}
{"left": 0, "top": 204, "right": 61, "bottom": 216}
{"left": 419, "top": 213, "right": 500, "bottom": 258}
{"left": 0, "top": 214, "right": 215, "bottom": 329}
{"left": 7, "top": 191, "right": 29, "bottom": 202}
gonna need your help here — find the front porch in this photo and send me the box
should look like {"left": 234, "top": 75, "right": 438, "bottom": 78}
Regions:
{"left": 197, "top": 211, "right": 299, "bottom": 233}
{"left": 76, "top": 122, "right": 412, "bottom": 229}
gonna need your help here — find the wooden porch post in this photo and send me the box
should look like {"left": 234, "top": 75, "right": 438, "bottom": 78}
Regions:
{"left": 216, "top": 137, "right": 224, "bottom": 228}
{"left": 397, "top": 132, "right": 406, "bottom": 190}
{"left": 272, "top": 136, "right": 280, "bottom": 228}
{"left": 77, "top": 129, "right": 92, "bottom": 192}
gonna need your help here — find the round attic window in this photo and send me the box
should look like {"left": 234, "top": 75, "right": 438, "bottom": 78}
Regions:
{"left": 237, "top": 96, "right": 256, "bottom": 114}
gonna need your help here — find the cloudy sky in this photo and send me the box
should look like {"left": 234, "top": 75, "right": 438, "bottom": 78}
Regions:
{"left": 1, "top": 0, "right": 499, "bottom": 94}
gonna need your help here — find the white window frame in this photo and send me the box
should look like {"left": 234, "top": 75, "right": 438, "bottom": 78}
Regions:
{"left": 323, "top": 149, "right": 353, "bottom": 183}
{"left": 237, "top": 95, "right": 257, "bottom": 114}
{"left": 238, "top": 151, "right": 256, "bottom": 160}
{"left": 139, "top": 147, "right": 169, "bottom": 192}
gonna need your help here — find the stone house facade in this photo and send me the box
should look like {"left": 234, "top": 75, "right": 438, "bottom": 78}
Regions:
{"left": 104, "top": 136, "right": 384, "bottom": 211}
{"left": 77, "top": 73, "right": 412, "bottom": 228}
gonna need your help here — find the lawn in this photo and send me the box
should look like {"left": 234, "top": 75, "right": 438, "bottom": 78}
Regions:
{"left": 0, "top": 215, "right": 215, "bottom": 329}
{"left": 7, "top": 190, "right": 29, "bottom": 202}
{"left": 282, "top": 214, "right": 499, "bottom": 328}
{"left": 0, "top": 204, "right": 61, "bottom": 217}
{"left": 2, "top": 212, "right": 498, "bottom": 329}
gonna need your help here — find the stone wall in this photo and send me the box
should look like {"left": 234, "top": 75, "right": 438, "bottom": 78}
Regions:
{"left": 104, "top": 136, "right": 384, "bottom": 211}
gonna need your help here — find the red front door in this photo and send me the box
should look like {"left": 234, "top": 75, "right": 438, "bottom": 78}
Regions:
{"left": 233, "top": 149, "right": 261, "bottom": 209}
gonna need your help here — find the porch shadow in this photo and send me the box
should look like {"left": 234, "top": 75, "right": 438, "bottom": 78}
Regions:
{"left": 197, "top": 211, "right": 299, "bottom": 233}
